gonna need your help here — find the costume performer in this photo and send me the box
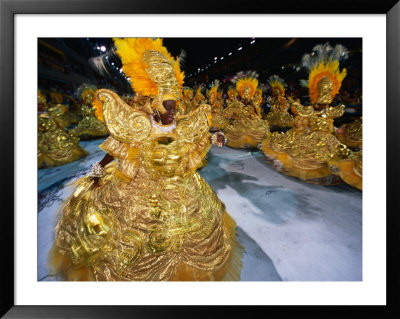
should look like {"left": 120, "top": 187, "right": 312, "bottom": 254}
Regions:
{"left": 224, "top": 73, "right": 270, "bottom": 148}
{"left": 226, "top": 87, "right": 238, "bottom": 105}
{"left": 336, "top": 117, "right": 362, "bottom": 150}
{"left": 48, "top": 38, "right": 243, "bottom": 281}
{"left": 260, "top": 43, "right": 360, "bottom": 187}
{"left": 69, "top": 84, "right": 108, "bottom": 139}
{"left": 208, "top": 80, "right": 229, "bottom": 132}
{"left": 192, "top": 85, "right": 206, "bottom": 110}
{"left": 265, "top": 75, "right": 293, "bottom": 132}
{"left": 181, "top": 87, "right": 195, "bottom": 115}
{"left": 38, "top": 112, "right": 88, "bottom": 168}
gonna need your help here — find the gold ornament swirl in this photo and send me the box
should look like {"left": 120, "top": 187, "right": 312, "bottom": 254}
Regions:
{"left": 176, "top": 104, "right": 211, "bottom": 144}
{"left": 96, "top": 89, "right": 151, "bottom": 144}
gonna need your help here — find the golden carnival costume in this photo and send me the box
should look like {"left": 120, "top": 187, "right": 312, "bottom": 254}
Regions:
{"left": 336, "top": 117, "right": 362, "bottom": 150}
{"left": 265, "top": 75, "right": 293, "bottom": 131}
{"left": 181, "top": 87, "right": 195, "bottom": 114}
{"left": 192, "top": 85, "right": 206, "bottom": 110}
{"left": 38, "top": 112, "right": 88, "bottom": 168}
{"left": 260, "top": 43, "right": 361, "bottom": 188}
{"left": 226, "top": 87, "right": 238, "bottom": 104}
{"left": 331, "top": 116, "right": 362, "bottom": 189}
{"left": 46, "top": 91, "right": 79, "bottom": 129}
{"left": 49, "top": 38, "right": 243, "bottom": 281}
{"left": 208, "top": 80, "right": 229, "bottom": 132}
{"left": 69, "top": 84, "right": 109, "bottom": 139}
{"left": 224, "top": 74, "right": 270, "bottom": 148}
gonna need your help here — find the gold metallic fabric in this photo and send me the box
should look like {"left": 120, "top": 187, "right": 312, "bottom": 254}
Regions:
{"left": 38, "top": 114, "right": 88, "bottom": 168}
{"left": 69, "top": 104, "right": 108, "bottom": 138}
{"left": 210, "top": 99, "right": 229, "bottom": 131}
{"left": 224, "top": 99, "right": 270, "bottom": 148}
{"left": 261, "top": 102, "right": 353, "bottom": 183}
{"left": 265, "top": 96, "right": 293, "bottom": 128}
{"left": 49, "top": 90, "right": 243, "bottom": 281}
{"left": 337, "top": 117, "right": 362, "bottom": 148}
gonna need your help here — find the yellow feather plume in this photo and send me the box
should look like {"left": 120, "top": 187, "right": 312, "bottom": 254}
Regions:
{"left": 269, "top": 81, "right": 285, "bottom": 95}
{"left": 195, "top": 87, "right": 205, "bottom": 101}
{"left": 92, "top": 97, "right": 104, "bottom": 123}
{"left": 207, "top": 83, "right": 219, "bottom": 104}
{"left": 113, "top": 38, "right": 184, "bottom": 97}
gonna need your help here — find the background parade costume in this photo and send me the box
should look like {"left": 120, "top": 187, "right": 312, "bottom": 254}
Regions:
{"left": 265, "top": 75, "right": 293, "bottom": 132}
{"left": 224, "top": 72, "right": 270, "bottom": 148}
{"left": 69, "top": 84, "right": 109, "bottom": 139}
{"left": 260, "top": 43, "right": 362, "bottom": 189}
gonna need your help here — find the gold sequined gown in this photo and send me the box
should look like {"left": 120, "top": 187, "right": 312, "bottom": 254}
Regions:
{"left": 336, "top": 117, "right": 362, "bottom": 149}
{"left": 48, "top": 89, "right": 243, "bottom": 281}
{"left": 329, "top": 150, "right": 362, "bottom": 190}
{"left": 48, "top": 104, "right": 80, "bottom": 130}
{"left": 38, "top": 114, "right": 88, "bottom": 168}
{"left": 265, "top": 96, "right": 293, "bottom": 131}
{"left": 69, "top": 104, "right": 109, "bottom": 139}
{"left": 329, "top": 118, "right": 362, "bottom": 190}
{"left": 224, "top": 99, "right": 270, "bottom": 148}
{"left": 260, "top": 103, "right": 353, "bottom": 185}
{"left": 210, "top": 99, "right": 229, "bottom": 132}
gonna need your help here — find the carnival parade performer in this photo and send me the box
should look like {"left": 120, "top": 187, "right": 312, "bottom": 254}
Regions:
{"left": 38, "top": 112, "right": 88, "bottom": 168}
{"left": 265, "top": 75, "right": 293, "bottom": 132}
{"left": 224, "top": 72, "right": 270, "bottom": 148}
{"left": 48, "top": 38, "right": 243, "bottom": 281}
{"left": 260, "top": 43, "right": 361, "bottom": 189}
{"left": 208, "top": 80, "right": 229, "bottom": 132}
{"left": 69, "top": 84, "right": 109, "bottom": 139}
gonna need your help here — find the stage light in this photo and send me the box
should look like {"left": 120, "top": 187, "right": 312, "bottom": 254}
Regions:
{"left": 228, "top": 52, "right": 232, "bottom": 56}
{"left": 238, "top": 47, "right": 242, "bottom": 51}
{"left": 220, "top": 57, "right": 224, "bottom": 60}
{"left": 100, "top": 46, "right": 106, "bottom": 52}
{"left": 214, "top": 57, "right": 217, "bottom": 60}
{"left": 250, "top": 40, "right": 255, "bottom": 44}
{"left": 120, "top": 68, "right": 123, "bottom": 73}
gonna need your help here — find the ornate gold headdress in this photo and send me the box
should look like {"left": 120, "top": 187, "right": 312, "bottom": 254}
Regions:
{"left": 113, "top": 38, "right": 184, "bottom": 114}
{"left": 227, "top": 88, "right": 238, "bottom": 99}
{"left": 231, "top": 71, "right": 259, "bottom": 99}
{"left": 235, "top": 77, "right": 258, "bottom": 99}
{"left": 300, "top": 43, "right": 348, "bottom": 104}
{"left": 268, "top": 75, "right": 286, "bottom": 96}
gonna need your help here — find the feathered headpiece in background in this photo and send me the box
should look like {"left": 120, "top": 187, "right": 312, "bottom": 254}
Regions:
{"left": 267, "top": 75, "right": 287, "bottom": 95}
{"left": 300, "top": 43, "right": 348, "bottom": 103}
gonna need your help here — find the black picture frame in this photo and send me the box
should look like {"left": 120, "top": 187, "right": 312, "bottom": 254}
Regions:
{"left": 1, "top": 0, "right": 399, "bottom": 317}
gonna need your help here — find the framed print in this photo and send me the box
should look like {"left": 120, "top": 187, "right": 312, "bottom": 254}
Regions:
{"left": 1, "top": 0, "right": 399, "bottom": 317}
